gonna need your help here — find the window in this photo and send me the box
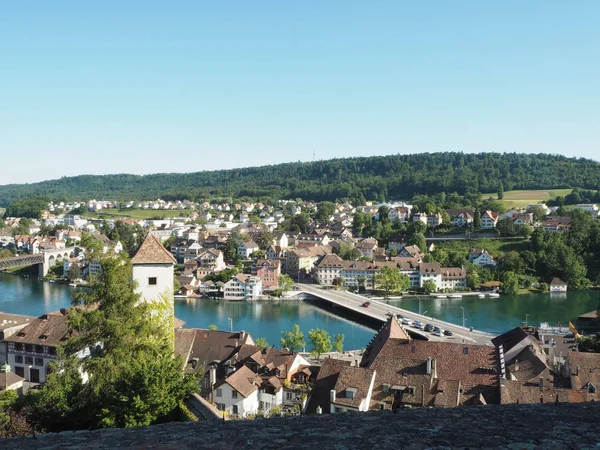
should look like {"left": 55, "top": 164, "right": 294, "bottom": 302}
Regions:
{"left": 463, "top": 347, "right": 469, "bottom": 355}
{"left": 216, "top": 403, "right": 225, "bottom": 411}
{"left": 203, "top": 378, "right": 210, "bottom": 389}
{"left": 15, "top": 355, "right": 23, "bottom": 364}
{"left": 259, "top": 401, "right": 264, "bottom": 409}
{"left": 148, "top": 277, "right": 157, "bottom": 286}
{"left": 15, "top": 343, "right": 23, "bottom": 351}
{"left": 25, "top": 356, "right": 33, "bottom": 365}
{"left": 286, "top": 392, "right": 293, "bottom": 400}
{"left": 232, "top": 405, "right": 238, "bottom": 415}
{"left": 48, "top": 347, "right": 57, "bottom": 356}
{"left": 231, "top": 390, "right": 238, "bottom": 399}
{"left": 35, "top": 358, "right": 44, "bottom": 366}
{"left": 35, "top": 345, "right": 43, "bottom": 353}
{"left": 25, "top": 344, "right": 33, "bottom": 353}
{"left": 15, "top": 366, "right": 24, "bottom": 377}
{"left": 216, "top": 388, "right": 222, "bottom": 398}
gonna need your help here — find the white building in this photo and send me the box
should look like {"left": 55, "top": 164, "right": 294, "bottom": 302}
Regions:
{"left": 237, "top": 241, "right": 259, "bottom": 259}
{"left": 480, "top": 210, "right": 499, "bottom": 229}
{"left": 131, "top": 234, "right": 177, "bottom": 306}
{"left": 468, "top": 248, "right": 497, "bottom": 267}
{"left": 223, "top": 274, "right": 263, "bottom": 300}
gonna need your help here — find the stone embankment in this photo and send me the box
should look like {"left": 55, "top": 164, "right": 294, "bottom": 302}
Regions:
{"left": 4, "top": 402, "right": 600, "bottom": 449}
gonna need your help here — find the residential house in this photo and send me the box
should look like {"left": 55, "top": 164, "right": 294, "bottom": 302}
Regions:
{"left": 307, "top": 317, "right": 499, "bottom": 413}
{"left": 0, "top": 368, "right": 24, "bottom": 392}
{"left": 574, "top": 204, "right": 598, "bottom": 212}
{"left": 4, "top": 310, "right": 79, "bottom": 383}
{"left": 419, "top": 263, "right": 442, "bottom": 290}
{"left": 439, "top": 267, "right": 467, "bottom": 291}
{"left": 237, "top": 241, "right": 260, "bottom": 259}
{"left": 541, "top": 217, "right": 571, "bottom": 233}
{"left": 512, "top": 213, "right": 534, "bottom": 226}
{"left": 468, "top": 248, "right": 497, "bottom": 267}
{"left": 550, "top": 277, "right": 567, "bottom": 293}
{"left": 197, "top": 248, "right": 226, "bottom": 273}
{"left": 296, "top": 233, "right": 331, "bottom": 246}
{"left": 388, "top": 207, "right": 411, "bottom": 223}
{"left": 480, "top": 210, "right": 499, "bottom": 229}
{"left": 285, "top": 245, "right": 331, "bottom": 278}
{"left": 399, "top": 245, "right": 424, "bottom": 261}
{"left": 223, "top": 274, "right": 263, "bottom": 300}
{"left": 0, "top": 312, "right": 33, "bottom": 365}
{"left": 273, "top": 232, "right": 289, "bottom": 249}
{"left": 175, "top": 328, "right": 312, "bottom": 417}
{"left": 255, "top": 259, "right": 281, "bottom": 289}
{"left": 357, "top": 238, "right": 378, "bottom": 258}
{"left": 446, "top": 209, "right": 473, "bottom": 228}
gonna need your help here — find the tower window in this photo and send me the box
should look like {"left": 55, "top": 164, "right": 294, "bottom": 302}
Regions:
{"left": 148, "top": 277, "right": 157, "bottom": 286}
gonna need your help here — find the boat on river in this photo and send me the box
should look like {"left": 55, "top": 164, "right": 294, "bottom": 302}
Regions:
{"left": 435, "top": 295, "right": 447, "bottom": 299}
{"left": 478, "top": 294, "right": 486, "bottom": 298}
{"left": 487, "top": 293, "right": 500, "bottom": 298}
{"left": 449, "top": 294, "right": 463, "bottom": 299}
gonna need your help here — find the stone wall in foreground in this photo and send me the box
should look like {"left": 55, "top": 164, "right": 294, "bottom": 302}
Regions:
{"left": 4, "top": 402, "right": 600, "bottom": 449}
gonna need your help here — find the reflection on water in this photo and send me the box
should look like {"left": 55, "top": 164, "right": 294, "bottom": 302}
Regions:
{"left": 0, "top": 273, "right": 376, "bottom": 350}
{"left": 389, "top": 291, "right": 599, "bottom": 334}
{"left": 4, "top": 271, "right": 598, "bottom": 347}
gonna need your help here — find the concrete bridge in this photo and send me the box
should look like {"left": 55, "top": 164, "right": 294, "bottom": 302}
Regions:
{"left": 297, "top": 284, "right": 495, "bottom": 346}
{"left": 0, "top": 247, "right": 77, "bottom": 276}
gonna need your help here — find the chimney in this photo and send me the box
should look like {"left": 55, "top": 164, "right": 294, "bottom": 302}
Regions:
{"left": 431, "top": 359, "right": 437, "bottom": 379}
{"left": 576, "top": 365, "right": 580, "bottom": 376}
{"left": 426, "top": 357, "right": 432, "bottom": 375}
{"left": 330, "top": 389, "right": 336, "bottom": 404}
{"left": 539, "top": 377, "right": 544, "bottom": 391}
{"left": 514, "top": 359, "right": 519, "bottom": 372}
{"left": 235, "top": 340, "right": 238, "bottom": 348}
{"left": 240, "top": 330, "right": 246, "bottom": 340}
{"left": 316, "top": 405, "right": 322, "bottom": 415}
{"left": 209, "top": 364, "right": 217, "bottom": 387}
{"left": 549, "top": 338, "right": 556, "bottom": 364}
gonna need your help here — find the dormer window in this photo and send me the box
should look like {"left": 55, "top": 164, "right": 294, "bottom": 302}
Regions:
{"left": 346, "top": 387, "right": 357, "bottom": 400}
{"left": 587, "top": 383, "right": 596, "bottom": 394}
{"left": 148, "top": 277, "right": 157, "bottom": 286}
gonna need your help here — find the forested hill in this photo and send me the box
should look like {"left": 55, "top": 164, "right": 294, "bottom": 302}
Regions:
{"left": 1, "top": 152, "right": 599, "bottom": 206}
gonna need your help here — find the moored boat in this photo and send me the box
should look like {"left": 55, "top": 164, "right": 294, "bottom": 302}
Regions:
{"left": 487, "top": 293, "right": 500, "bottom": 298}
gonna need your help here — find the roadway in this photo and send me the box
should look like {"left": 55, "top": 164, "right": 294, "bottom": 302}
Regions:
{"left": 297, "top": 284, "right": 495, "bottom": 346}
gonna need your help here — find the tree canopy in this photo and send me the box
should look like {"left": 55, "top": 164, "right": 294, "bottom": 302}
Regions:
{"left": 2, "top": 153, "right": 600, "bottom": 206}
{"left": 23, "top": 255, "right": 197, "bottom": 432}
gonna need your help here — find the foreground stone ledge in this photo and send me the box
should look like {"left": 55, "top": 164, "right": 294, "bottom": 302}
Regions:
{"left": 4, "top": 403, "right": 600, "bottom": 449}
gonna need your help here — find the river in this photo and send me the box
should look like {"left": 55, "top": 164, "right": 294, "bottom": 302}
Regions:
{"left": 1, "top": 272, "right": 598, "bottom": 348}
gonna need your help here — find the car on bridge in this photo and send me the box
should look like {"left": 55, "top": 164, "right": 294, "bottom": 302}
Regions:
{"left": 443, "top": 329, "right": 453, "bottom": 336}
{"left": 424, "top": 324, "right": 434, "bottom": 332}
{"left": 361, "top": 301, "right": 371, "bottom": 308}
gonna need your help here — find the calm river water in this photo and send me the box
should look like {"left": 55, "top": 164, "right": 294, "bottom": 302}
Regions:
{"left": 1, "top": 272, "right": 598, "bottom": 348}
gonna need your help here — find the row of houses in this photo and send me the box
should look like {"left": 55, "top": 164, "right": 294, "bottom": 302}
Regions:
{"left": 306, "top": 316, "right": 600, "bottom": 414}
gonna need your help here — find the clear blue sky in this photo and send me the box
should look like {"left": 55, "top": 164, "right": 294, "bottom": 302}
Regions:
{"left": 1, "top": 1, "right": 599, "bottom": 185}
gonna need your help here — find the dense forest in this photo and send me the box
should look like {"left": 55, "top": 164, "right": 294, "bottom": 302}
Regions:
{"left": 1, "top": 152, "right": 599, "bottom": 207}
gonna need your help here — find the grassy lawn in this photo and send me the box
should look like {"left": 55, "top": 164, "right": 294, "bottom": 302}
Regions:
{"left": 434, "top": 238, "right": 531, "bottom": 257}
{"left": 81, "top": 209, "right": 191, "bottom": 220}
{"left": 481, "top": 189, "right": 573, "bottom": 209}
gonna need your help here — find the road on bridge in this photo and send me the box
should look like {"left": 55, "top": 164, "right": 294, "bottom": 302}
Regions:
{"left": 297, "top": 283, "right": 495, "bottom": 346}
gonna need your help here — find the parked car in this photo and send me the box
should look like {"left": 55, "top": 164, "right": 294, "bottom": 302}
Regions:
{"left": 424, "top": 324, "right": 434, "bottom": 332}
{"left": 402, "top": 318, "right": 413, "bottom": 326}
{"left": 361, "top": 301, "right": 371, "bottom": 308}
{"left": 433, "top": 326, "right": 441, "bottom": 334}
{"left": 433, "top": 329, "right": 442, "bottom": 337}
{"left": 443, "top": 329, "right": 453, "bottom": 336}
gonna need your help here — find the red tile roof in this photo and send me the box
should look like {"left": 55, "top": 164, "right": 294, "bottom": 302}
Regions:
{"left": 131, "top": 234, "right": 177, "bottom": 265}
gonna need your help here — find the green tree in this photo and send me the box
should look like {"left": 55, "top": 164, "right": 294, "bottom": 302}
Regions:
{"left": 376, "top": 266, "right": 410, "bottom": 297}
{"left": 208, "top": 324, "right": 218, "bottom": 331}
{"left": 281, "top": 324, "right": 305, "bottom": 352}
{"left": 255, "top": 337, "right": 269, "bottom": 348}
{"left": 173, "top": 276, "right": 182, "bottom": 294}
{"left": 67, "top": 264, "right": 81, "bottom": 282}
{"left": 421, "top": 280, "right": 437, "bottom": 294}
{"left": 497, "top": 181, "right": 504, "bottom": 200}
{"left": 473, "top": 208, "right": 481, "bottom": 230}
{"left": 308, "top": 328, "right": 332, "bottom": 360}
{"left": 25, "top": 255, "right": 197, "bottom": 432}
{"left": 501, "top": 271, "right": 519, "bottom": 295}
{"left": 278, "top": 273, "right": 294, "bottom": 292}
{"left": 315, "top": 202, "right": 336, "bottom": 224}
{"left": 256, "top": 231, "right": 274, "bottom": 250}
{"left": 333, "top": 334, "right": 345, "bottom": 353}
{"left": 334, "top": 242, "right": 362, "bottom": 261}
